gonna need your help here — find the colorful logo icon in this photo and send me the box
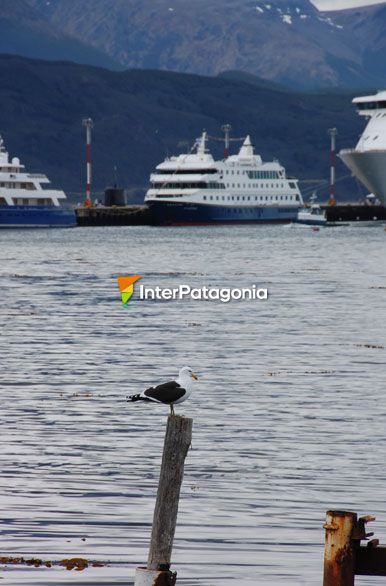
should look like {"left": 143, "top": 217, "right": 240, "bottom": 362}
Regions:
{"left": 118, "top": 276, "right": 142, "bottom": 306}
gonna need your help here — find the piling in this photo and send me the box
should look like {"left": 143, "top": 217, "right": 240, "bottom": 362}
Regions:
{"left": 134, "top": 415, "right": 193, "bottom": 586}
{"left": 322, "top": 510, "right": 386, "bottom": 584}
{"left": 323, "top": 510, "right": 357, "bottom": 586}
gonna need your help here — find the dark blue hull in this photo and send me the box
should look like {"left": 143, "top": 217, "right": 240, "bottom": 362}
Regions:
{"left": 149, "top": 201, "right": 299, "bottom": 226}
{"left": 0, "top": 206, "right": 76, "bottom": 228}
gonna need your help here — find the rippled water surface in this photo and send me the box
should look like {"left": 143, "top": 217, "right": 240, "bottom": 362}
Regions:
{"left": 1, "top": 224, "right": 386, "bottom": 585}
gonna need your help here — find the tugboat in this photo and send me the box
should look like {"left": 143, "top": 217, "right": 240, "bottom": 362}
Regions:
{"left": 145, "top": 129, "right": 304, "bottom": 225}
{"left": 0, "top": 136, "right": 75, "bottom": 228}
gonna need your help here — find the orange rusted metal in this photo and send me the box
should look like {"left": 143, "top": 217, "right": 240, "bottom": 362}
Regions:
{"left": 323, "top": 511, "right": 357, "bottom": 586}
{"left": 322, "top": 510, "right": 386, "bottom": 584}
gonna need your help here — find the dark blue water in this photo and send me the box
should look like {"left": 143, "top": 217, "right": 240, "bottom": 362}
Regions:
{"left": 1, "top": 224, "right": 386, "bottom": 585}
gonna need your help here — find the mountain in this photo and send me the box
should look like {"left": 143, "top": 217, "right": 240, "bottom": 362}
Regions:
{"left": 27, "top": 0, "right": 386, "bottom": 89}
{"left": 327, "top": 3, "right": 386, "bottom": 82}
{"left": 0, "top": 0, "right": 121, "bottom": 69}
{"left": 0, "top": 55, "right": 364, "bottom": 203}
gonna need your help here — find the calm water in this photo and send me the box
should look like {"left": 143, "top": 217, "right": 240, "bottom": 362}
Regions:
{"left": 1, "top": 224, "right": 386, "bottom": 585}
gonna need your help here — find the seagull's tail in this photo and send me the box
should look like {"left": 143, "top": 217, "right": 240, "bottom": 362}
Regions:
{"left": 126, "top": 393, "right": 151, "bottom": 403}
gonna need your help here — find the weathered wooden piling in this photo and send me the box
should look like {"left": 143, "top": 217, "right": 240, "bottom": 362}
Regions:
{"left": 323, "top": 510, "right": 386, "bottom": 585}
{"left": 134, "top": 415, "right": 193, "bottom": 586}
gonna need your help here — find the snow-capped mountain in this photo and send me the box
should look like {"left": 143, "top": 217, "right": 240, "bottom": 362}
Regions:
{"left": 13, "top": 0, "right": 386, "bottom": 88}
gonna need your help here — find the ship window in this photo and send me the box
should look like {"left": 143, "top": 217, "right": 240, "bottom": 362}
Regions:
{"left": 157, "top": 168, "right": 218, "bottom": 175}
{"left": 373, "top": 135, "right": 379, "bottom": 140}
{"left": 357, "top": 101, "right": 386, "bottom": 111}
{"left": 203, "top": 196, "right": 206, "bottom": 200}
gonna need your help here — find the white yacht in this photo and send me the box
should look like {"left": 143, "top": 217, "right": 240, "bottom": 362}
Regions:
{"left": 145, "top": 131, "right": 303, "bottom": 225}
{"left": 0, "top": 136, "right": 75, "bottom": 228}
{"left": 340, "top": 91, "right": 386, "bottom": 205}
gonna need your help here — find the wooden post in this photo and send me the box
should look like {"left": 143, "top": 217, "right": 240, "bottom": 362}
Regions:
{"left": 323, "top": 510, "right": 357, "bottom": 586}
{"left": 148, "top": 415, "right": 193, "bottom": 569}
{"left": 134, "top": 415, "right": 193, "bottom": 586}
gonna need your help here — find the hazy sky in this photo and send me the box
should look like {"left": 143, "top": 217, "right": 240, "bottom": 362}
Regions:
{"left": 312, "top": 0, "right": 385, "bottom": 9}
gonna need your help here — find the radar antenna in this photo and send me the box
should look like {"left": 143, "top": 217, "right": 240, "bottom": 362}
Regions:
{"left": 208, "top": 124, "right": 246, "bottom": 159}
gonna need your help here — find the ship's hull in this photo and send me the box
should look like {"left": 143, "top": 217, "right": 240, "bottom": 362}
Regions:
{"left": 296, "top": 217, "right": 327, "bottom": 226}
{"left": 0, "top": 205, "right": 76, "bottom": 228}
{"left": 340, "top": 149, "right": 386, "bottom": 205}
{"left": 148, "top": 201, "right": 299, "bottom": 225}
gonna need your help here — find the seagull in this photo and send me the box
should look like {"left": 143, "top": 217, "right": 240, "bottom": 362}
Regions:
{"left": 127, "top": 366, "right": 198, "bottom": 415}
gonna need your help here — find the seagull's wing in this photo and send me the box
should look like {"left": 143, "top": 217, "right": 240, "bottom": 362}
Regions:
{"left": 144, "top": 380, "right": 186, "bottom": 404}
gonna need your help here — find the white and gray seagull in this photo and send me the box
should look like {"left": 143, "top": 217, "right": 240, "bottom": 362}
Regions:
{"left": 127, "top": 366, "right": 198, "bottom": 415}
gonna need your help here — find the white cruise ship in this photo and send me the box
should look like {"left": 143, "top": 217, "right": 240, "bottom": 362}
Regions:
{"left": 0, "top": 136, "right": 75, "bottom": 228}
{"left": 340, "top": 91, "right": 386, "bottom": 205}
{"left": 145, "top": 131, "right": 303, "bottom": 225}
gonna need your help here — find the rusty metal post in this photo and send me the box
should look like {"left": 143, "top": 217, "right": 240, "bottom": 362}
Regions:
{"left": 323, "top": 510, "right": 357, "bottom": 586}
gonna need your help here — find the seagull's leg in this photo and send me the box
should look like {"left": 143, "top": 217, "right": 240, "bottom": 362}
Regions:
{"left": 170, "top": 404, "right": 175, "bottom": 416}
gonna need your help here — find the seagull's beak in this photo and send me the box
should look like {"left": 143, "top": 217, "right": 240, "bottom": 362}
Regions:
{"left": 191, "top": 373, "right": 198, "bottom": 380}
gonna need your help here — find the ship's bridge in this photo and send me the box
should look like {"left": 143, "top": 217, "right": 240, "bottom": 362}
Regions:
{"left": 353, "top": 90, "right": 386, "bottom": 115}
{"left": 0, "top": 137, "right": 25, "bottom": 173}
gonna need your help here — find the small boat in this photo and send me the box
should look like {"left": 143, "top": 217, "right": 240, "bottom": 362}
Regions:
{"left": 296, "top": 194, "right": 327, "bottom": 226}
{"left": 0, "top": 136, "right": 75, "bottom": 228}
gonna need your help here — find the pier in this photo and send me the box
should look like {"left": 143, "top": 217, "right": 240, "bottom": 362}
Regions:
{"left": 75, "top": 205, "right": 152, "bottom": 226}
{"left": 324, "top": 204, "right": 386, "bottom": 223}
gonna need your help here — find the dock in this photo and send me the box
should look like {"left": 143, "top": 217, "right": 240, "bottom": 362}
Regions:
{"left": 75, "top": 205, "right": 152, "bottom": 226}
{"left": 324, "top": 204, "right": 386, "bottom": 222}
